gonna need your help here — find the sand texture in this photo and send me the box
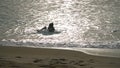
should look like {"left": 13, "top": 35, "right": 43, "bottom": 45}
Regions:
{"left": 0, "top": 46, "right": 120, "bottom": 68}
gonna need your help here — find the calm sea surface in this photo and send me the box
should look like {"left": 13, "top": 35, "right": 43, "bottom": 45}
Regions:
{"left": 0, "top": 0, "right": 120, "bottom": 48}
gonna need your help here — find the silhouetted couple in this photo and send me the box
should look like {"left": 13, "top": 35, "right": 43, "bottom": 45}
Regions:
{"left": 38, "top": 23, "right": 55, "bottom": 32}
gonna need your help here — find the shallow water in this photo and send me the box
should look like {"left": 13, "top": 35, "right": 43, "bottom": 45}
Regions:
{"left": 0, "top": 0, "right": 120, "bottom": 48}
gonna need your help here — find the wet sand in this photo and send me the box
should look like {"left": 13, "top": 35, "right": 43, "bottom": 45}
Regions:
{"left": 0, "top": 46, "right": 120, "bottom": 68}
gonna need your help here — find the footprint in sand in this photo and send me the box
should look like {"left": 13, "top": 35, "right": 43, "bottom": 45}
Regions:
{"left": 33, "top": 59, "right": 43, "bottom": 63}
{"left": 15, "top": 56, "right": 22, "bottom": 59}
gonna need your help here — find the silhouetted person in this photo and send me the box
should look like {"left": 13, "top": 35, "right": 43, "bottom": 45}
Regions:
{"left": 41, "top": 26, "right": 47, "bottom": 31}
{"left": 48, "top": 23, "right": 55, "bottom": 32}
{"left": 37, "top": 23, "right": 55, "bottom": 33}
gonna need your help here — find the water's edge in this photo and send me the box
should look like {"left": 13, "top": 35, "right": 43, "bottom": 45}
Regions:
{"left": 1, "top": 45, "right": 120, "bottom": 58}
{"left": 42, "top": 47, "right": 120, "bottom": 58}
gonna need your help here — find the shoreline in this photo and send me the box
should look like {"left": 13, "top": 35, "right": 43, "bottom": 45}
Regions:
{"left": 0, "top": 46, "right": 120, "bottom": 68}
{"left": 39, "top": 47, "right": 120, "bottom": 58}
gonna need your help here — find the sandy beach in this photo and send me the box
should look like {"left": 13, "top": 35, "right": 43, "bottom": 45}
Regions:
{"left": 0, "top": 46, "right": 120, "bottom": 68}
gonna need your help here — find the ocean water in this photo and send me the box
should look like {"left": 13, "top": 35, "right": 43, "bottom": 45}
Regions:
{"left": 0, "top": 0, "right": 120, "bottom": 49}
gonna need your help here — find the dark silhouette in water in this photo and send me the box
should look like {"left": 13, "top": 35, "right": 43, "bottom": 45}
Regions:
{"left": 40, "top": 26, "right": 47, "bottom": 31}
{"left": 36, "top": 26, "right": 47, "bottom": 33}
{"left": 48, "top": 23, "right": 55, "bottom": 32}
{"left": 36, "top": 23, "right": 60, "bottom": 35}
{"left": 37, "top": 23, "right": 55, "bottom": 33}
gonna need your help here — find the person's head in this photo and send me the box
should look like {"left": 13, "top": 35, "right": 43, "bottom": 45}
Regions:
{"left": 48, "top": 23, "right": 55, "bottom": 32}
{"left": 49, "top": 23, "right": 54, "bottom": 27}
